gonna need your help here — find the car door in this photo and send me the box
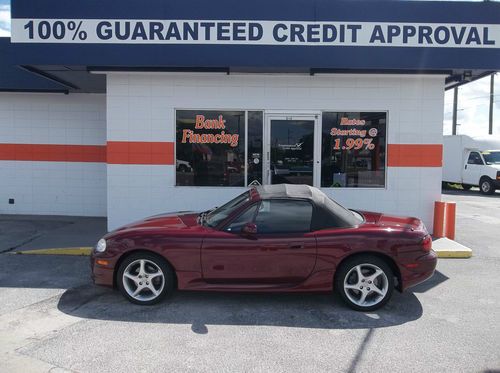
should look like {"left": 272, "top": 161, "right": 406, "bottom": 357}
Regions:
{"left": 201, "top": 199, "right": 317, "bottom": 284}
{"left": 463, "top": 151, "right": 483, "bottom": 185}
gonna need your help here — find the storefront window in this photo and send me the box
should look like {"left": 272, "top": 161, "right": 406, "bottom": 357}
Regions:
{"left": 176, "top": 110, "right": 246, "bottom": 186}
{"left": 321, "top": 112, "right": 386, "bottom": 188}
{"left": 176, "top": 110, "right": 385, "bottom": 188}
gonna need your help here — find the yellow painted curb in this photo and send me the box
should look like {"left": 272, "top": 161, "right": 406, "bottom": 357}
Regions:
{"left": 14, "top": 247, "right": 92, "bottom": 256}
{"left": 432, "top": 237, "right": 473, "bottom": 259}
{"left": 436, "top": 250, "right": 472, "bottom": 259}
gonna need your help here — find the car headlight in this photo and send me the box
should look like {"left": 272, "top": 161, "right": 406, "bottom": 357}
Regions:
{"left": 95, "top": 238, "right": 107, "bottom": 253}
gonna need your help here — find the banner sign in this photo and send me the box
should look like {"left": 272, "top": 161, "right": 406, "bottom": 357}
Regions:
{"left": 11, "top": 19, "right": 500, "bottom": 48}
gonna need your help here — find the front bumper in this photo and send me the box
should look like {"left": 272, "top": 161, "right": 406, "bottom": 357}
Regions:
{"left": 400, "top": 250, "right": 438, "bottom": 291}
{"left": 90, "top": 252, "right": 116, "bottom": 287}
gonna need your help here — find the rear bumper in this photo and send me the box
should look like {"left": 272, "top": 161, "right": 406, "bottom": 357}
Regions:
{"left": 400, "top": 250, "right": 438, "bottom": 291}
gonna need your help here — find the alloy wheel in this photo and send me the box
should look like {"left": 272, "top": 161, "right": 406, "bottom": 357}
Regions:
{"left": 343, "top": 263, "right": 389, "bottom": 308}
{"left": 122, "top": 259, "right": 165, "bottom": 302}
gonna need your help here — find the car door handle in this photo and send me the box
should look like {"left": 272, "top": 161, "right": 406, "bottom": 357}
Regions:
{"left": 288, "top": 243, "right": 304, "bottom": 250}
{"left": 465, "top": 164, "right": 467, "bottom": 169}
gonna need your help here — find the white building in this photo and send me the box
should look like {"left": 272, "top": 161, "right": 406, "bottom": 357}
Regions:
{"left": 1, "top": 0, "right": 500, "bottom": 231}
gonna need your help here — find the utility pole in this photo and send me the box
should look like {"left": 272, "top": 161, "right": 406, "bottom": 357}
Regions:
{"left": 452, "top": 87, "right": 458, "bottom": 135}
{"left": 489, "top": 73, "right": 494, "bottom": 135}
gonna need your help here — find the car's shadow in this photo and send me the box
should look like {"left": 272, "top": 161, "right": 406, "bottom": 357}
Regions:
{"left": 57, "top": 283, "right": 426, "bottom": 332}
{"left": 0, "top": 254, "right": 435, "bottom": 331}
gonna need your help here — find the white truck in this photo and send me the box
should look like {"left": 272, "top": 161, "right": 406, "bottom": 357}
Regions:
{"left": 443, "top": 135, "right": 500, "bottom": 195}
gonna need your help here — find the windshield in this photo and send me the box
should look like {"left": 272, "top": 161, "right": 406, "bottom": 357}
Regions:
{"left": 203, "top": 191, "right": 250, "bottom": 227}
{"left": 481, "top": 151, "right": 500, "bottom": 165}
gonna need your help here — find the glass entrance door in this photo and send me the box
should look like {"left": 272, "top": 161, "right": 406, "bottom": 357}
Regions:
{"left": 264, "top": 115, "right": 319, "bottom": 186}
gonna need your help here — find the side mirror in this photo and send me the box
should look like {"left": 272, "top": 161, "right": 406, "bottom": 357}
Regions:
{"left": 241, "top": 222, "right": 257, "bottom": 235}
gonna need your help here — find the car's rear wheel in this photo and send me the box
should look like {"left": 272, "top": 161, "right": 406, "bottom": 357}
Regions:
{"left": 335, "top": 255, "right": 394, "bottom": 312}
{"left": 117, "top": 252, "right": 174, "bottom": 305}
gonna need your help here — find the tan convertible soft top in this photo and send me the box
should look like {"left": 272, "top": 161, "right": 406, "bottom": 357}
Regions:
{"left": 253, "top": 184, "right": 362, "bottom": 229}
{"left": 254, "top": 184, "right": 325, "bottom": 204}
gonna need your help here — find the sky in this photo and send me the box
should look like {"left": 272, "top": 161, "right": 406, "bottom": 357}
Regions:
{"left": 0, "top": 0, "right": 498, "bottom": 136}
{"left": 443, "top": 74, "right": 500, "bottom": 136}
{"left": 0, "top": 0, "right": 9, "bottom": 37}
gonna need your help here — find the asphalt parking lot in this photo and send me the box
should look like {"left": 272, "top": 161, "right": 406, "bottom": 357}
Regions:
{"left": 0, "top": 189, "right": 499, "bottom": 373}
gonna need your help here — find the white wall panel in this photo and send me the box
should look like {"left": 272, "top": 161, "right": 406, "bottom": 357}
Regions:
{"left": 0, "top": 93, "right": 107, "bottom": 216}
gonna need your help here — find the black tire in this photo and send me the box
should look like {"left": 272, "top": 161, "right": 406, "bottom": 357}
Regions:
{"left": 335, "top": 254, "right": 395, "bottom": 312}
{"left": 117, "top": 252, "right": 175, "bottom": 305}
{"left": 461, "top": 184, "right": 472, "bottom": 191}
{"left": 178, "top": 164, "right": 188, "bottom": 173}
{"left": 479, "top": 177, "right": 495, "bottom": 195}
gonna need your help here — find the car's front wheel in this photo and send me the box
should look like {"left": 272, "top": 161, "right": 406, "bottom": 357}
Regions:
{"left": 117, "top": 252, "right": 174, "bottom": 305}
{"left": 479, "top": 177, "right": 495, "bottom": 195}
{"left": 335, "top": 255, "right": 394, "bottom": 312}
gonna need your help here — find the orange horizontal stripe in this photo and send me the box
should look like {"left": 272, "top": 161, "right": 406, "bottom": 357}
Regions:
{"left": 388, "top": 144, "right": 442, "bottom": 167}
{"left": 0, "top": 143, "right": 106, "bottom": 163}
{"left": 0, "top": 142, "right": 175, "bottom": 165}
{"left": 0, "top": 142, "right": 440, "bottom": 167}
{"left": 107, "top": 141, "right": 174, "bottom": 165}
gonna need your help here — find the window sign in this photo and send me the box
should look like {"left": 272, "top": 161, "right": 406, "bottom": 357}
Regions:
{"left": 321, "top": 112, "right": 386, "bottom": 188}
{"left": 176, "top": 110, "right": 245, "bottom": 186}
{"left": 181, "top": 114, "right": 240, "bottom": 148}
{"left": 176, "top": 110, "right": 263, "bottom": 187}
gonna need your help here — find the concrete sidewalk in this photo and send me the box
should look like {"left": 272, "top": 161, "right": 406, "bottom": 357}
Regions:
{"left": 0, "top": 215, "right": 107, "bottom": 254}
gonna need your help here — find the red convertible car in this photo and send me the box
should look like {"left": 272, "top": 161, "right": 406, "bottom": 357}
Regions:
{"left": 91, "top": 184, "right": 437, "bottom": 311}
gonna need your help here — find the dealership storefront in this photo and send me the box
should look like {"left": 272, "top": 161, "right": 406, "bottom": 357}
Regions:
{"left": 1, "top": 0, "right": 499, "bottom": 231}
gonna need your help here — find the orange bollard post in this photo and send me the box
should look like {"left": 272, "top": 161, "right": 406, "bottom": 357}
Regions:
{"left": 445, "top": 202, "right": 456, "bottom": 240}
{"left": 433, "top": 201, "right": 446, "bottom": 238}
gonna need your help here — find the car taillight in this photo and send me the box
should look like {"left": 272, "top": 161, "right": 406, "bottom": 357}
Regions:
{"left": 421, "top": 235, "right": 432, "bottom": 252}
{"left": 496, "top": 171, "right": 500, "bottom": 181}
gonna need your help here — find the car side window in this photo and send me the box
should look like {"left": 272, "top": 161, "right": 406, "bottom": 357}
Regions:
{"left": 254, "top": 199, "right": 313, "bottom": 234}
{"left": 225, "top": 204, "right": 258, "bottom": 233}
{"left": 467, "top": 152, "right": 484, "bottom": 165}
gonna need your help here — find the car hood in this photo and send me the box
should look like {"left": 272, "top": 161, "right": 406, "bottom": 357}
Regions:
{"left": 487, "top": 163, "right": 500, "bottom": 170}
{"left": 361, "top": 211, "right": 427, "bottom": 232}
{"left": 111, "top": 211, "right": 200, "bottom": 232}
